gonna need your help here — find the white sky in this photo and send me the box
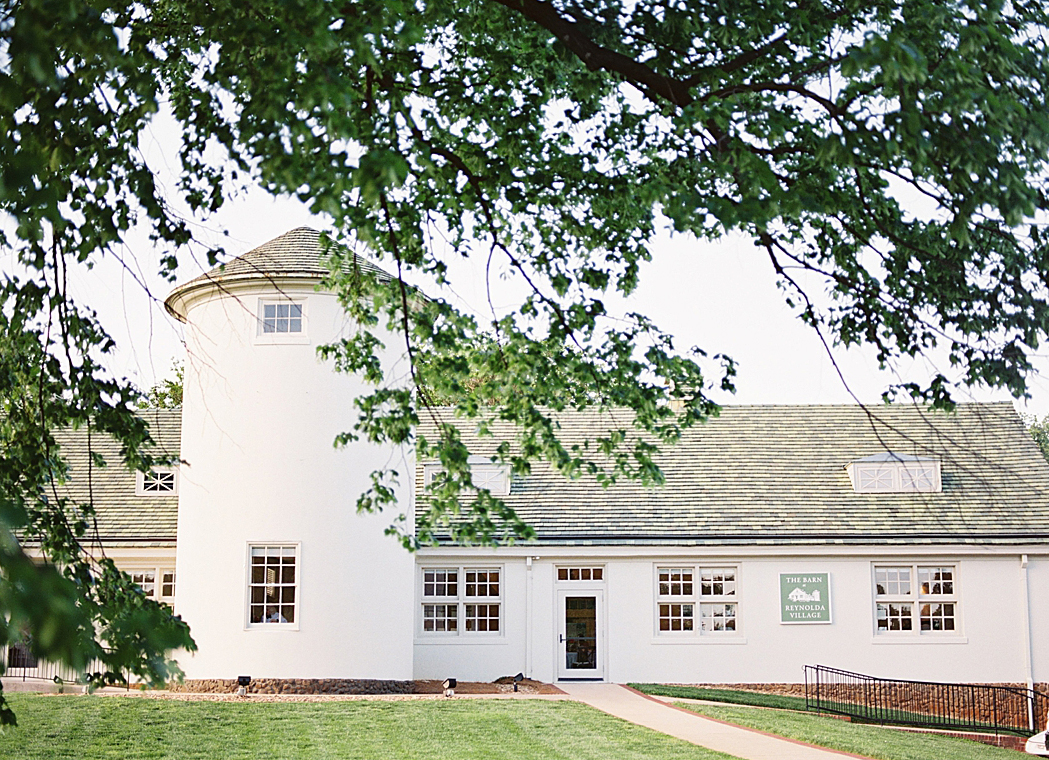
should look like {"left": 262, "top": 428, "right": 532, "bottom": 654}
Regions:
{"left": 68, "top": 198, "right": 1049, "bottom": 422}
{"left": 24, "top": 108, "right": 1049, "bottom": 421}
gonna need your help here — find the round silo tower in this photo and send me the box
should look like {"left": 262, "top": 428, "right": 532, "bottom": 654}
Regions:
{"left": 164, "top": 227, "right": 415, "bottom": 681}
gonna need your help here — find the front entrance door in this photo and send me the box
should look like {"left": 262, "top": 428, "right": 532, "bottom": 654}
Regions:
{"left": 557, "top": 590, "right": 604, "bottom": 680}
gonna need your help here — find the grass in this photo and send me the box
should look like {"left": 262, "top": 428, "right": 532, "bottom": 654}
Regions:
{"left": 628, "top": 685, "right": 1028, "bottom": 737}
{"left": 629, "top": 683, "right": 809, "bottom": 711}
{"left": 0, "top": 694, "right": 736, "bottom": 760}
{"left": 677, "top": 701, "right": 1030, "bottom": 760}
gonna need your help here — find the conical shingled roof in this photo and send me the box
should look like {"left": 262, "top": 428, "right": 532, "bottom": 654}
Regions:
{"left": 165, "top": 227, "right": 391, "bottom": 319}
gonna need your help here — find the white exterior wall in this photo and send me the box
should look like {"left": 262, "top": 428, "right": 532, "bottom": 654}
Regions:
{"left": 414, "top": 547, "right": 1046, "bottom": 685}
{"left": 413, "top": 560, "right": 531, "bottom": 681}
{"left": 1029, "top": 556, "right": 1049, "bottom": 685}
{"left": 174, "top": 280, "right": 415, "bottom": 680}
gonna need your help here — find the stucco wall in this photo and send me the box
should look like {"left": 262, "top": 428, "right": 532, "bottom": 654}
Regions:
{"left": 1029, "top": 555, "right": 1049, "bottom": 684}
{"left": 413, "top": 549, "right": 1044, "bottom": 686}
{"left": 175, "top": 282, "right": 415, "bottom": 680}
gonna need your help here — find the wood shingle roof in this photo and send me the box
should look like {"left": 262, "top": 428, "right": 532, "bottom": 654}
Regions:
{"left": 417, "top": 402, "right": 1049, "bottom": 546}
{"left": 52, "top": 409, "right": 181, "bottom": 546}
{"left": 165, "top": 227, "right": 390, "bottom": 321}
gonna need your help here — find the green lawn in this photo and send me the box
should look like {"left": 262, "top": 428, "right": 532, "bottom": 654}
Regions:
{"left": 1, "top": 695, "right": 734, "bottom": 760}
{"left": 630, "top": 684, "right": 1029, "bottom": 737}
{"left": 629, "top": 683, "right": 809, "bottom": 711}
{"left": 677, "top": 701, "right": 1030, "bottom": 760}
{"left": 4, "top": 693, "right": 1033, "bottom": 760}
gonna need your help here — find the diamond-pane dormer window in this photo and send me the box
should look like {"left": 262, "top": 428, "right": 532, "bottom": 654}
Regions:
{"left": 857, "top": 465, "right": 895, "bottom": 491}
{"left": 847, "top": 454, "right": 941, "bottom": 493}
{"left": 422, "top": 457, "right": 511, "bottom": 496}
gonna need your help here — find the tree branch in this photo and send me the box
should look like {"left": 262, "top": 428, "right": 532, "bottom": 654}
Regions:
{"left": 491, "top": 0, "right": 693, "bottom": 106}
{"left": 682, "top": 31, "right": 791, "bottom": 86}
{"left": 700, "top": 82, "right": 843, "bottom": 117}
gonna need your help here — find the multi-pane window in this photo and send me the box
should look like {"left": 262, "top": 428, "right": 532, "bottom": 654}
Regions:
{"left": 132, "top": 571, "right": 156, "bottom": 597}
{"left": 249, "top": 545, "right": 297, "bottom": 625}
{"left": 557, "top": 567, "right": 604, "bottom": 581}
{"left": 465, "top": 603, "right": 500, "bottom": 632}
{"left": 421, "top": 567, "right": 501, "bottom": 635}
{"left": 136, "top": 469, "right": 177, "bottom": 496}
{"left": 657, "top": 566, "right": 738, "bottom": 635}
{"left": 657, "top": 568, "right": 694, "bottom": 632}
{"left": 917, "top": 566, "right": 956, "bottom": 632}
{"left": 130, "top": 568, "right": 176, "bottom": 604}
{"left": 875, "top": 564, "right": 958, "bottom": 634}
{"left": 261, "top": 302, "right": 303, "bottom": 334}
{"left": 699, "top": 568, "right": 737, "bottom": 632}
{"left": 424, "top": 569, "right": 457, "bottom": 597}
{"left": 423, "top": 603, "right": 457, "bottom": 633}
{"left": 161, "top": 571, "right": 176, "bottom": 599}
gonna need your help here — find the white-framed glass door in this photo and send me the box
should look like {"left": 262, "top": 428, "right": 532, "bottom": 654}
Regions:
{"left": 556, "top": 589, "right": 605, "bottom": 680}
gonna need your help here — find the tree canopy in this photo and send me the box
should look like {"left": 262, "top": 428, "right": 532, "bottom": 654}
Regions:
{"left": 139, "top": 362, "right": 183, "bottom": 410}
{"left": 3, "top": 0, "right": 1049, "bottom": 722}
{"left": 1025, "top": 413, "right": 1049, "bottom": 462}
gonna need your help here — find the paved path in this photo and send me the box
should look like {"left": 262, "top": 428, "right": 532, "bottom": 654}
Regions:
{"left": 558, "top": 683, "right": 871, "bottom": 760}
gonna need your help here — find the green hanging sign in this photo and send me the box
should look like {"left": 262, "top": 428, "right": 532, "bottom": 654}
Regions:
{"left": 779, "top": 573, "right": 832, "bottom": 624}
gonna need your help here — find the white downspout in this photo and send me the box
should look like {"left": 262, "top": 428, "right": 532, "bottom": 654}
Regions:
{"left": 1021, "top": 554, "right": 1035, "bottom": 730}
{"left": 526, "top": 556, "right": 534, "bottom": 678}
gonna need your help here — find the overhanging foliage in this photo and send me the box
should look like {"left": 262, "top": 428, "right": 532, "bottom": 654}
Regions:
{"left": 2, "top": 0, "right": 1049, "bottom": 723}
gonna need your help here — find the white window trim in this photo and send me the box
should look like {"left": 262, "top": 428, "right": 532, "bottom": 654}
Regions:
{"left": 555, "top": 566, "right": 606, "bottom": 583}
{"left": 846, "top": 457, "right": 941, "bottom": 493}
{"left": 872, "top": 562, "right": 961, "bottom": 637}
{"left": 135, "top": 467, "right": 178, "bottom": 496}
{"left": 255, "top": 297, "right": 310, "bottom": 345}
{"left": 421, "top": 457, "right": 511, "bottom": 496}
{"left": 128, "top": 567, "right": 177, "bottom": 605}
{"left": 246, "top": 543, "right": 300, "bottom": 630}
{"left": 418, "top": 565, "right": 504, "bottom": 639}
{"left": 654, "top": 563, "right": 741, "bottom": 638}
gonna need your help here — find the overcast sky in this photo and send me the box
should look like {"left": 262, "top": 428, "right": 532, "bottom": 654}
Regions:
{"left": 37, "top": 110, "right": 1049, "bottom": 421}
{"left": 64, "top": 200, "right": 1049, "bottom": 422}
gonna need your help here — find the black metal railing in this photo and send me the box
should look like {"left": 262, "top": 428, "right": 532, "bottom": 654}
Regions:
{"left": 2, "top": 645, "right": 122, "bottom": 687}
{"left": 805, "top": 664, "right": 1048, "bottom": 736}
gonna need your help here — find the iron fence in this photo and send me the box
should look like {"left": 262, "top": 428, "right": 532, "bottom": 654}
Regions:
{"left": 805, "top": 664, "right": 1048, "bottom": 736}
{"left": 2, "top": 644, "right": 123, "bottom": 687}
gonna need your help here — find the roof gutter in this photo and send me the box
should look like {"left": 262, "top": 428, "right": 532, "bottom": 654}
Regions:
{"left": 435, "top": 532, "right": 1049, "bottom": 544}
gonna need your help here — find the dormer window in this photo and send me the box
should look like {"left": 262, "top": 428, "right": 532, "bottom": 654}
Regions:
{"left": 136, "top": 468, "right": 178, "bottom": 496}
{"left": 845, "top": 453, "right": 941, "bottom": 493}
{"left": 423, "top": 457, "right": 511, "bottom": 496}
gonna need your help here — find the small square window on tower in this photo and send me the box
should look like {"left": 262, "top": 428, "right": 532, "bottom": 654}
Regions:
{"left": 256, "top": 298, "right": 309, "bottom": 344}
{"left": 262, "top": 302, "right": 302, "bottom": 333}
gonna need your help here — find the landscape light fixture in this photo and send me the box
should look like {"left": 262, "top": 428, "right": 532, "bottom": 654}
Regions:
{"left": 513, "top": 673, "right": 524, "bottom": 693}
{"left": 442, "top": 678, "right": 457, "bottom": 698}
{"left": 237, "top": 675, "right": 251, "bottom": 697}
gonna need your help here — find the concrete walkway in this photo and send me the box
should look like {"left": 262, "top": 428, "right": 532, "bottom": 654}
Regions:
{"left": 558, "top": 683, "right": 870, "bottom": 760}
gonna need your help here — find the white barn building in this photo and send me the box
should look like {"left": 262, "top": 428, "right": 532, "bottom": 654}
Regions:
{"left": 35, "top": 228, "right": 1049, "bottom": 691}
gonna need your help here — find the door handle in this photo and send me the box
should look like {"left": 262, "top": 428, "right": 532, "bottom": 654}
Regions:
{"left": 559, "top": 634, "right": 565, "bottom": 643}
